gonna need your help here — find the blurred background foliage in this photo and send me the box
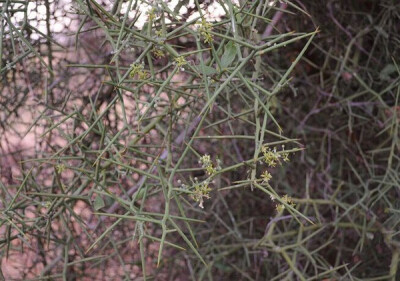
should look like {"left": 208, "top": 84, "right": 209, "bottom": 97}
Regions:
{"left": 0, "top": 0, "right": 399, "bottom": 280}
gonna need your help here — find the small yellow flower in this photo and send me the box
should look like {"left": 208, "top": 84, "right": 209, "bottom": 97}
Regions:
{"left": 282, "top": 194, "right": 296, "bottom": 207}
{"left": 138, "top": 70, "right": 149, "bottom": 80}
{"left": 206, "top": 165, "right": 216, "bottom": 175}
{"left": 43, "top": 201, "right": 52, "bottom": 208}
{"left": 175, "top": 56, "right": 187, "bottom": 67}
{"left": 281, "top": 145, "right": 290, "bottom": 162}
{"left": 155, "top": 29, "right": 163, "bottom": 37}
{"left": 262, "top": 146, "right": 279, "bottom": 167}
{"left": 261, "top": 145, "right": 293, "bottom": 166}
{"left": 130, "top": 63, "right": 148, "bottom": 80}
{"left": 275, "top": 194, "right": 295, "bottom": 213}
{"left": 152, "top": 47, "right": 165, "bottom": 58}
{"left": 147, "top": 8, "right": 157, "bottom": 21}
{"left": 129, "top": 63, "right": 144, "bottom": 78}
{"left": 199, "top": 154, "right": 212, "bottom": 166}
{"left": 282, "top": 152, "right": 290, "bottom": 162}
{"left": 190, "top": 181, "right": 212, "bottom": 208}
{"left": 276, "top": 204, "right": 285, "bottom": 213}
{"left": 198, "top": 19, "right": 213, "bottom": 44}
{"left": 261, "top": 170, "right": 272, "bottom": 183}
{"left": 199, "top": 154, "right": 217, "bottom": 175}
{"left": 55, "top": 164, "right": 65, "bottom": 173}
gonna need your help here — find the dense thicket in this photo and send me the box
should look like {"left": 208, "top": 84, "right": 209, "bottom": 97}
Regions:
{"left": 0, "top": 1, "right": 399, "bottom": 280}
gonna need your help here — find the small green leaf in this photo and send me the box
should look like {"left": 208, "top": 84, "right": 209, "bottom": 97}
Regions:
{"left": 220, "top": 41, "right": 236, "bottom": 69}
{"left": 133, "top": 188, "right": 146, "bottom": 201}
{"left": 104, "top": 195, "right": 115, "bottom": 206}
{"left": 214, "top": 262, "right": 232, "bottom": 272}
{"left": 198, "top": 65, "right": 217, "bottom": 76}
{"left": 379, "top": 64, "right": 396, "bottom": 81}
{"left": 93, "top": 195, "right": 105, "bottom": 211}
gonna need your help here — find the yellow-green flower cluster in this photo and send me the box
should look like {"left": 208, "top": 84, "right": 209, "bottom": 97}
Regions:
{"left": 190, "top": 179, "right": 212, "bottom": 209}
{"left": 155, "top": 29, "right": 163, "bottom": 37}
{"left": 129, "top": 63, "right": 148, "bottom": 80}
{"left": 147, "top": 8, "right": 157, "bottom": 21}
{"left": 198, "top": 19, "right": 213, "bottom": 44}
{"left": 260, "top": 145, "right": 291, "bottom": 186}
{"left": 174, "top": 56, "right": 187, "bottom": 67}
{"left": 152, "top": 47, "right": 165, "bottom": 59}
{"left": 262, "top": 146, "right": 278, "bottom": 167}
{"left": 187, "top": 155, "right": 222, "bottom": 208}
{"left": 261, "top": 170, "right": 272, "bottom": 183}
{"left": 259, "top": 145, "right": 294, "bottom": 213}
{"left": 41, "top": 200, "right": 52, "bottom": 209}
{"left": 199, "top": 154, "right": 217, "bottom": 175}
{"left": 262, "top": 145, "right": 290, "bottom": 167}
{"left": 275, "top": 194, "right": 296, "bottom": 213}
{"left": 55, "top": 164, "right": 65, "bottom": 173}
{"left": 281, "top": 146, "right": 290, "bottom": 162}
